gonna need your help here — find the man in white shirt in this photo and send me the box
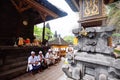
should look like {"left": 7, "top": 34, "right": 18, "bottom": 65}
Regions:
{"left": 45, "top": 49, "right": 55, "bottom": 67}
{"left": 52, "top": 51, "right": 60, "bottom": 63}
{"left": 27, "top": 51, "right": 41, "bottom": 73}
{"left": 37, "top": 51, "right": 47, "bottom": 70}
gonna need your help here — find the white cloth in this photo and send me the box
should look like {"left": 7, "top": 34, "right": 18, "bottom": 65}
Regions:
{"left": 45, "top": 52, "right": 50, "bottom": 58}
{"left": 45, "top": 52, "right": 51, "bottom": 65}
{"left": 37, "top": 54, "right": 44, "bottom": 62}
{"left": 27, "top": 56, "right": 40, "bottom": 71}
{"left": 53, "top": 53, "right": 59, "bottom": 59}
{"left": 46, "top": 59, "right": 51, "bottom": 65}
{"left": 45, "top": 52, "right": 55, "bottom": 65}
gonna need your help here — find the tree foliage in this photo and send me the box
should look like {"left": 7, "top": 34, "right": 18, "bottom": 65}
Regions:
{"left": 63, "top": 35, "right": 74, "bottom": 44}
{"left": 107, "top": 1, "right": 120, "bottom": 43}
{"left": 107, "top": 1, "right": 120, "bottom": 31}
{"left": 34, "top": 25, "right": 53, "bottom": 41}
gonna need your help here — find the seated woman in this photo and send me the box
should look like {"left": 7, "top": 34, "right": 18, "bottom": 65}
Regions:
{"left": 27, "top": 51, "right": 41, "bottom": 74}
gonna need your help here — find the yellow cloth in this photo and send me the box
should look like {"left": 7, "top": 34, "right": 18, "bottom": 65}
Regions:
{"left": 64, "top": 58, "right": 69, "bottom": 64}
{"left": 73, "top": 37, "right": 78, "bottom": 45}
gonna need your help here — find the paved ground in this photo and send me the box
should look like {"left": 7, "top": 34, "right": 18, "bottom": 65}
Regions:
{"left": 12, "top": 61, "right": 72, "bottom": 80}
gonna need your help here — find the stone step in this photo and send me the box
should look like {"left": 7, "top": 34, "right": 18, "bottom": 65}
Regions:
{"left": 5, "top": 56, "right": 27, "bottom": 65}
{"left": 0, "top": 65, "right": 27, "bottom": 80}
{"left": 0, "top": 46, "right": 50, "bottom": 80}
{"left": 0, "top": 60, "right": 27, "bottom": 72}
{"left": 6, "top": 53, "right": 28, "bottom": 59}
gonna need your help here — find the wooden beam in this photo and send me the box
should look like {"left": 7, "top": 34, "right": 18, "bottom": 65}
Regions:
{"left": 20, "top": 5, "right": 31, "bottom": 12}
{"left": 19, "top": 1, "right": 32, "bottom": 12}
{"left": 39, "top": 12, "right": 47, "bottom": 21}
{"left": 11, "top": 0, "right": 32, "bottom": 13}
{"left": 104, "top": 0, "right": 115, "bottom": 4}
{"left": 19, "top": 1, "right": 22, "bottom": 9}
{"left": 11, "top": 0, "right": 21, "bottom": 12}
{"left": 24, "top": 0, "right": 59, "bottom": 18}
{"left": 109, "top": 0, "right": 115, "bottom": 3}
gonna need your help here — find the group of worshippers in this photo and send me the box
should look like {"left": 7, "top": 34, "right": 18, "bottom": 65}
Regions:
{"left": 27, "top": 49, "right": 60, "bottom": 74}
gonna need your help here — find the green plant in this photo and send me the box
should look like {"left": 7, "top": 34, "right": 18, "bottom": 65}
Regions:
{"left": 34, "top": 25, "right": 53, "bottom": 41}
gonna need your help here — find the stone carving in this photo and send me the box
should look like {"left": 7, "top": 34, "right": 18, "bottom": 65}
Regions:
{"left": 62, "top": 26, "right": 120, "bottom": 80}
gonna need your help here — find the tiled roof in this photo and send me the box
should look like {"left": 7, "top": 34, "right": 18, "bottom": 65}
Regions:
{"left": 37, "top": 0, "right": 68, "bottom": 21}
{"left": 65, "top": 0, "right": 79, "bottom": 12}
{"left": 48, "top": 37, "right": 69, "bottom": 46}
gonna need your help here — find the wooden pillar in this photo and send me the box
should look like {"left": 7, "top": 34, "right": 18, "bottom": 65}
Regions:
{"left": 108, "top": 37, "right": 113, "bottom": 47}
{"left": 42, "top": 20, "right": 46, "bottom": 45}
{"left": 40, "top": 13, "right": 47, "bottom": 45}
{"left": 104, "top": 0, "right": 115, "bottom": 5}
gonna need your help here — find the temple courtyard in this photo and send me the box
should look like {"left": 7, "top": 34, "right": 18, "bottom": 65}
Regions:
{"left": 12, "top": 61, "right": 72, "bottom": 80}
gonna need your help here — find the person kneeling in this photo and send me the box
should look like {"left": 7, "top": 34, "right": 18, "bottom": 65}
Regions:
{"left": 27, "top": 51, "right": 41, "bottom": 75}
{"left": 38, "top": 51, "right": 47, "bottom": 70}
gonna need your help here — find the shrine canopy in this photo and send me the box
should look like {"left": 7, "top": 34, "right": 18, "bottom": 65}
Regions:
{"left": 48, "top": 37, "right": 69, "bottom": 46}
{"left": 65, "top": 0, "right": 119, "bottom": 12}
{"left": 65, "top": 0, "right": 119, "bottom": 28}
{"left": 48, "top": 37, "right": 69, "bottom": 56}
